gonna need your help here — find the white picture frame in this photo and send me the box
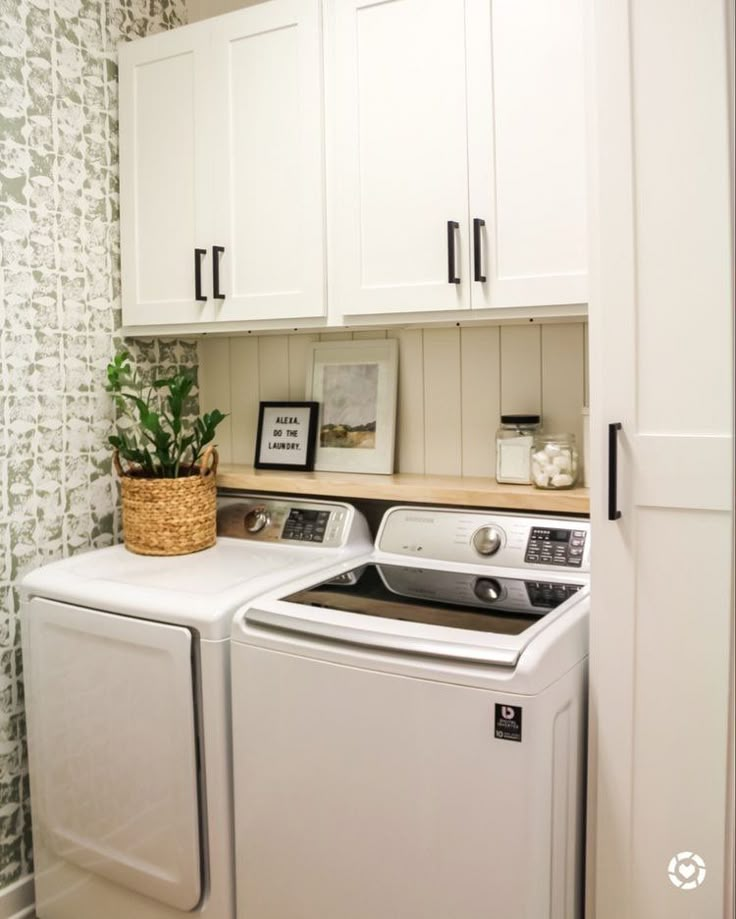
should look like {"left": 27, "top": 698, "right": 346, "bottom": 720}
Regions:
{"left": 305, "top": 339, "right": 399, "bottom": 474}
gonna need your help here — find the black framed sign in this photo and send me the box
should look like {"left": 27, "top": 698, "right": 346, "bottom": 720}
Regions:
{"left": 254, "top": 402, "right": 319, "bottom": 471}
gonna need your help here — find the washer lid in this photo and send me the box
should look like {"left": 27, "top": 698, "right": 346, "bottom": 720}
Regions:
{"left": 241, "top": 561, "right": 589, "bottom": 668}
{"left": 21, "top": 540, "right": 363, "bottom": 639}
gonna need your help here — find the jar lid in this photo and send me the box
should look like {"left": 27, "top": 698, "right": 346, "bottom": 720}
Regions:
{"left": 500, "top": 414, "right": 541, "bottom": 425}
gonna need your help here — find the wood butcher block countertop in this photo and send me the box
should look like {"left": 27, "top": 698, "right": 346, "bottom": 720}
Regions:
{"left": 216, "top": 465, "right": 590, "bottom": 515}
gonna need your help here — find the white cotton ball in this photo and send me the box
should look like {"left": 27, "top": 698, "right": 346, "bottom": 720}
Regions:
{"left": 551, "top": 473, "right": 574, "bottom": 488}
{"left": 544, "top": 464, "right": 558, "bottom": 477}
{"left": 553, "top": 454, "right": 571, "bottom": 471}
{"left": 535, "top": 472, "right": 550, "bottom": 488}
{"left": 532, "top": 450, "right": 547, "bottom": 465}
{"left": 544, "top": 443, "right": 562, "bottom": 457}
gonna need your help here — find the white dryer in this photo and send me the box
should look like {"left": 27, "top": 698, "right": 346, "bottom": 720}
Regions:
{"left": 21, "top": 493, "right": 370, "bottom": 919}
{"left": 230, "top": 506, "right": 591, "bottom": 919}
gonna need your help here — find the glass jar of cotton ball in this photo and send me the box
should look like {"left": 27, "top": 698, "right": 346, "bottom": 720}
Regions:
{"left": 531, "top": 434, "right": 579, "bottom": 489}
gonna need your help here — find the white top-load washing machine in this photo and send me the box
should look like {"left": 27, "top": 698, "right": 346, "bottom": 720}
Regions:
{"left": 21, "top": 493, "right": 370, "bottom": 919}
{"left": 231, "top": 506, "right": 590, "bottom": 919}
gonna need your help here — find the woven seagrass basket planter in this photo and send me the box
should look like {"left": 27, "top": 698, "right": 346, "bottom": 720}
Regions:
{"left": 114, "top": 446, "right": 219, "bottom": 556}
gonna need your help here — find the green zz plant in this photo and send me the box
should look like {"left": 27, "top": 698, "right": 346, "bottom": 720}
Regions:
{"left": 107, "top": 350, "right": 227, "bottom": 478}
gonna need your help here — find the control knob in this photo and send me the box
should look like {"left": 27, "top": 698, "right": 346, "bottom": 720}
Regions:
{"left": 244, "top": 507, "right": 270, "bottom": 534}
{"left": 474, "top": 578, "right": 503, "bottom": 603}
{"left": 472, "top": 525, "right": 504, "bottom": 556}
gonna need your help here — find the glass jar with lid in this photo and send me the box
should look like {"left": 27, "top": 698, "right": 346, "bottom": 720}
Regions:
{"left": 495, "top": 415, "right": 541, "bottom": 484}
{"left": 531, "top": 433, "right": 579, "bottom": 489}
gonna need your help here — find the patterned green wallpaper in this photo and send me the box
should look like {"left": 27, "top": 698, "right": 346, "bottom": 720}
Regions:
{"left": 0, "top": 0, "right": 194, "bottom": 887}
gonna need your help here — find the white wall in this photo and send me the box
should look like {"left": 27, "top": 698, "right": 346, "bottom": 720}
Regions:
{"left": 199, "top": 322, "right": 588, "bottom": 475}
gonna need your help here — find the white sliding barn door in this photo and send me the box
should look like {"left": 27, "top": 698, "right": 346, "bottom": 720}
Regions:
{"left": 587, "top": 2, "right": 734, "bottom": 918}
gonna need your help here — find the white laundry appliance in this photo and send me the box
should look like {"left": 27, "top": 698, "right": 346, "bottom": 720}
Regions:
{"left": 21, "top": 493, "right": 370, "bottom": 919}
{"left": 231, "top": 506, "right": 590, "bottom": 919}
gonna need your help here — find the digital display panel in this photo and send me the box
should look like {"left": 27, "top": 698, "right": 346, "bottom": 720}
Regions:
{"left": 282, "top": 508, "right": 330, "bottom": 542}
{"left": 530, "top": 527, "right": 571, "bottom": 543}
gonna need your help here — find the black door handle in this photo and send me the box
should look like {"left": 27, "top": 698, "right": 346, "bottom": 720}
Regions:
{"left": 608, "top": 422, "right": 623, "bottom": 520}
{"left": 194, "top": 248, "right": 207, "bottom": 302}
{"left": 473, "top": 218, "right": 486, "bottom": 282}
{"left": 213, "top": 246, "right": 225, "bottom": 300}
{"left": 447, "top": 221, "right": 460, "bottom": 284}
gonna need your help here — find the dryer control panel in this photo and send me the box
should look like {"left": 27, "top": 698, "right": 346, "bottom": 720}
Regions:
{"left": 216, "top": 494, "right": 364, "bottom": 549}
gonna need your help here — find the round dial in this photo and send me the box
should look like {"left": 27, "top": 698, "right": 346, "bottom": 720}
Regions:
{"left": 244, "top": 507, "right": 270, "bottom": 534}
{"left": 474, "top": 577, "right": 503, "bottom": 603}
{"left": 472, "top": 525, "right": 504, "bottom": 556}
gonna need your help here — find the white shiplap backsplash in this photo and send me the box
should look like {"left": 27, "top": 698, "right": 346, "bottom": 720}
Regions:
{"left": 198, "top": 322, "right": 588, "bottom": 477}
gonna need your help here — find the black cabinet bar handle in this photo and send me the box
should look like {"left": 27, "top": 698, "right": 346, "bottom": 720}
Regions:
{"left": 447, "top": 220, "right": 460, "bottom": 284}
{"left": 608, "top": 422, "right": 623, "bottom": 520}
{"left": 213, "top": 246, "right": 225, "bottom": 300}
{"left": 473, "top": 218, "right": 486, "bottom": 282}
{"left": 194, "top": 248, "right": 207, "bottom": 302}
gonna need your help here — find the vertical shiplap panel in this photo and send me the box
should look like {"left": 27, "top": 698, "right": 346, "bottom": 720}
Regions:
{"left": 499, "top": 325, "right": 542, "bottom": 414}
{"left": 541, "top": 323, "right": 585, "bottom": 448}
{"left": 288, "top": 333, "right": 320, "bottom": 399}
{"left": 229, "top": 337, "right": 260, "bottom": 464}
{"left": 258, "top": 336, "right": 290, "bottom": 401}
{"left": 387, "top": 328, "right": 425, "bottom": 473}
{"left": 460, "top": 327, "right": 500, "bottom": 476}
{"left": 198, "top": 322, "right": 588, "bottom": 474}
{"left": 198, "top": 338, "right": 233, "bottom": 463}
{"left": 423, "top": 328, "right": 462, "bottom": 475}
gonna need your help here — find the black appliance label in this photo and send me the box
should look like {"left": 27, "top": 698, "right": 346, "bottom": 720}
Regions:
{"left": 494, "top": 704, "right": 523, "bottom": 742}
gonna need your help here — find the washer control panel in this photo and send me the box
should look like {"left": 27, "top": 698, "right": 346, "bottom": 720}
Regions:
{"left": 217, "top": 494, "right": 356, "bottom": 548}
{"left": 377, "top": 507, "right": 590, "bottom": 572}
{"left": 524, "top": 527, "right": 587, "bottom": 568}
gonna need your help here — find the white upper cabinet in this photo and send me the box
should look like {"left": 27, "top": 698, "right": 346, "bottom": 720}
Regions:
{"left": 329, "top": 0, "right": 472, "bottom": 316}
{"left": 468, "top": 0, "right": 587, "bottom": 308}
{"left": 119, "top": 26, "right": 213, "bottom": 326}
{"left": 327, "top": 0, "right": 588, "bottom": 318}
{"left": 119, "top": 0, "right": 588, "bottom": 332}
{"left": 119, "top": 0, "right": 326, "bottom": 330}
{"left": 209, "top": 1, "right": 326, "bottom": 323}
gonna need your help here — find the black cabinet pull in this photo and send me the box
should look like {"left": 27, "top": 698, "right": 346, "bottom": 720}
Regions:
{"left": 213, "top": 246, "right": 225, "bottom": 300}
{"left": 447, "top": 220, "right": 460, "bottom": 284}
{"left": 608, "top": 422, "right": 623, "bottom": 520}
{"left": 194, "top": 248, "right": 207, "bottom": 302}
{"left": 473, "top": 218, "right": 486, "bottom": 282}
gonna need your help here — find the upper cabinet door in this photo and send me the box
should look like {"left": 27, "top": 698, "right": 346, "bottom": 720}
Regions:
{"left": 119, "top": 25, "right": 214, "bottom": 326}
{"left": 328, "top": 0, "right": 471, "bottom": 317}
{"left": 467, "top": 0, "right": 587, "bottom": 309}
{"left": 209, "top": 0, "right": 326, "bottom": 323}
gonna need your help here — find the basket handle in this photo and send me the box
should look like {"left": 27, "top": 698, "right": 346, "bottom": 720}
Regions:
{"left": 199, "top": 445, "right": 219, "bottom": 477}
{"left": 113, "top": 450, "right": 125, "bottom": 478}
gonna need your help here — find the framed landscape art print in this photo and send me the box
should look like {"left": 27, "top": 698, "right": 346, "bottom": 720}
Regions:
{"left": 305, "top": 339, "right": 398, "bottom": 474}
